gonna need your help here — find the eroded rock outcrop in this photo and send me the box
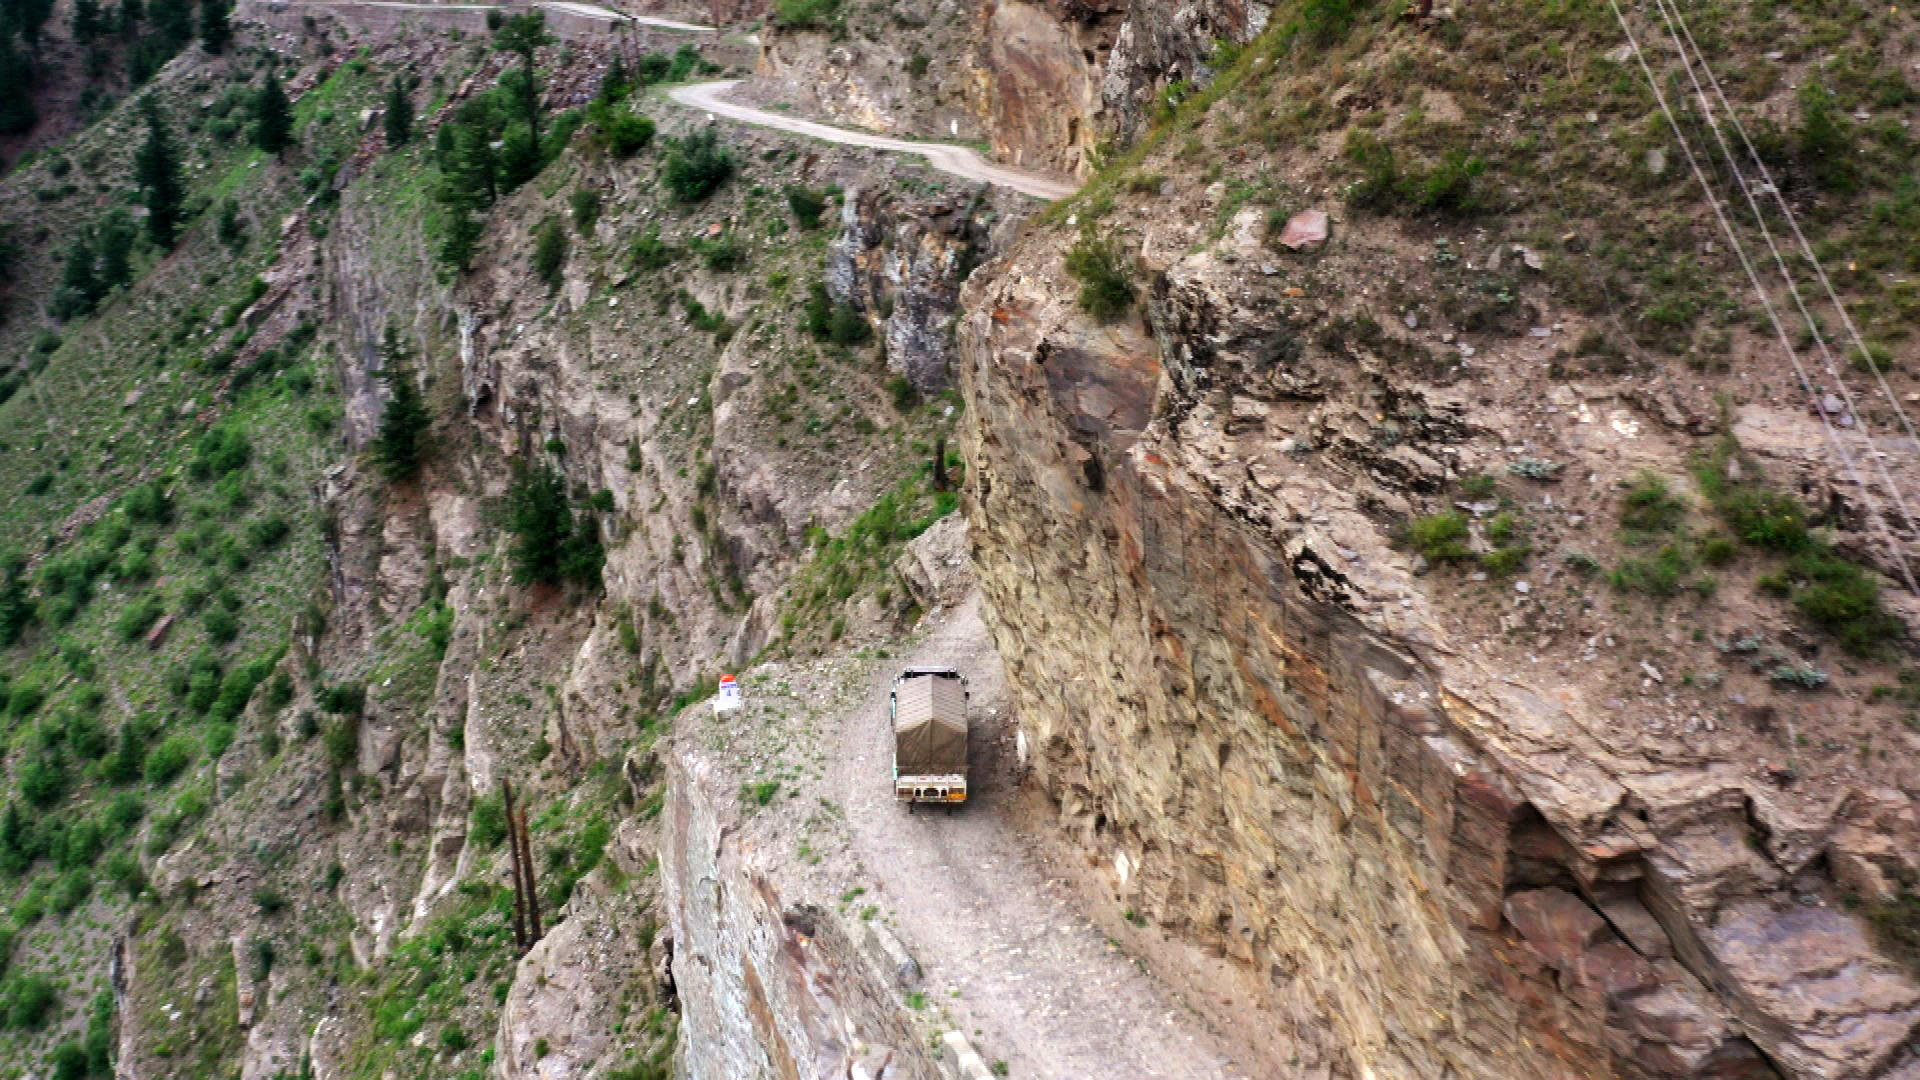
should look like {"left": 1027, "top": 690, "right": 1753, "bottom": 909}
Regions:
{"left": 956, "top": 220, "right": 1920, "bottom": 1078}
{"left": 661, "top": 747, "right": 937, "bottom": 1080}
{"left": 827, "top": 186, "right": 996, "bottom": 393}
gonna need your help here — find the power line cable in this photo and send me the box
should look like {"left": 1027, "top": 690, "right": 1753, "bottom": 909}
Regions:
{"left": 1605, "top": 0, "right": 1919, "bottom": 594}
{"left": 1660, "top": 0, "right": 1920, "bottom": 461}
{"left": 1648, "top": 0, "right": 1920, "bottom": 566}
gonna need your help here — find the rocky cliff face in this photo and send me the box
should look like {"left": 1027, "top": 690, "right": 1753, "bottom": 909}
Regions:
{"left": 662, "top": 742, "right": 938, "bottom": 1080}
{"left": 957, "top": 196, "right": 1920, "bottom": 1080}
{"left": 826, "top": 186, "right": 999, "bottom": 394}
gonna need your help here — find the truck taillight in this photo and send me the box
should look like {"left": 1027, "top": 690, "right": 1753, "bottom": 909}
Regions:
{"left": 947, "top": 791, "right": 966, "bottom": 802}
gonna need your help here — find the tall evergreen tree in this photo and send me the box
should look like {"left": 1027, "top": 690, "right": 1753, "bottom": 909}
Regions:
{"left": 95, "top": 208, "right": 136, "bottom": 291}
{"left": 437, "top": 203, "right": 481, "bottom": 273}
{"left": 491, "top": 12, "right": 551, "bottom": 140}
{"left": 134, "top": 96, "right": 184, "bottom": 247}
{"left": 49, "top": 233, "right": 100, "bottom": 319}
{"left": 251, "top": 70, "right": 292, "bottom": 156}
{"left": 0, "top": 552, "right": 34, "bottom": 648}
{"left": 71, "top": 0, "right": 104, "bottom": 43}
{"left": 596, "top": 54, "right": 627, "bottom": 104}
{"left": 448, "top": 119, "right": 497, "bottom": 206}
{"left": 433, "top": 120, "right": 456, "bottom": 169}
{"left": 3, "top": 0, "right": 56, "bottom": 49}
{"left": 505, "top": 461, "right": 601, "bottom": 588}
{"left": 197, "top": 0, "right": 228, "bottom": 54}
{"left": 147, "top": 0, "right": 189, "bottom": 46}
{"left": 370, "top": 327, "right": 430, "bottom": 480}
{"left": 0, "top": 37, "right": 34, "bottom": 135}
{"left": 382, "top": 75, "right": 412, "bottom": 147}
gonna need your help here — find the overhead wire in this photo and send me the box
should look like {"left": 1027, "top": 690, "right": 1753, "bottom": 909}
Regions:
{"left": 1604, "top": 0, "right": 1919, "bottom": 594}
{"left": 1646, "top": 0, "right": 1920, "bottom": 568}
{"left": 1661, "top": 0, "right": 1920, "bottom": 457}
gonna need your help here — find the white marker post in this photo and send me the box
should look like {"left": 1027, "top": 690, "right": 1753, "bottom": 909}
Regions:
{"left": 713, "top": 674, "right": 742, "bottom": 713}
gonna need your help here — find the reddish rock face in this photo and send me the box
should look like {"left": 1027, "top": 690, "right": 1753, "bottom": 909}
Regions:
{"left": 1505, "top": 887, "right": 1612, "bottom": 969}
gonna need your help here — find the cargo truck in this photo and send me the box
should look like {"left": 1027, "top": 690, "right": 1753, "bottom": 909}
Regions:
{"left": 891, "top": 667, "right": 968, "bottom": 809}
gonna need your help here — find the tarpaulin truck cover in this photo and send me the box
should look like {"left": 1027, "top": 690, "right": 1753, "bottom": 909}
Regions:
{"left": 893, "top": 673, "right": 967, "bottom": 774}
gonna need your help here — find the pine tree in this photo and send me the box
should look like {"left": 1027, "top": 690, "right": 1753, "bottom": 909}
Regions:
{"left": 5, "top": 0, "right": 56, "bottom": 49}
{"left": 95, "top": 208, "right": 135, "bottom": 291}
{"left": 371, "top": 327, "right": 431, "bottom": 481}
{"left": 433, "top": 120, "right": 456, "bottom": 170}
{"left": 437, "top": 203, "right": 481, "bottom": 273}
{"left": 596, "top": 54, "right": 628, "bottom": 103}
{"left": 147, "top": 0, "right": 189, "bottom": 46}
{"left": 506, "top": 461, "right": 601, "bottom": 588}
{"left": 251, "top": 70, "right": 292, "bottom": 156}
{"left": 382, "top": 75, "right": 412, "bottom": 147}
{"left": 0, "top": 552, "right": 33, "bottom": 648}
{"left": 197, "top": 0, "right": 228, "bottom": 54}
{"left": 215, "top": 197, "right": 245, "bottom": 249}
{"left": 491, "top": 12, "right": 551, "bottom": 140}
{"left": 0, "top": 37, "right": 35, "bottom": 136}
{"left": 134, "top": 97, "right": 185, "bottom": 248}
{"left": 50, "top": 233, "right": 100, "bottom": 319}
{"left": 449, "top": 119, "right": 496, "bottom": 206}
{"left": 71, "top": 0, "right": 104, "bottom": 43}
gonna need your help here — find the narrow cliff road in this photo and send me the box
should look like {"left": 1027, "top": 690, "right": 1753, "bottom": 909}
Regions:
{"left": 832, "top": 595, "right": 1244, "bottom": 1080}
{"left": 311, "top": 0, "right": 708, "bottom": 30}
{"left": 668, "top": 81, "right": 1079, "bottom": 201}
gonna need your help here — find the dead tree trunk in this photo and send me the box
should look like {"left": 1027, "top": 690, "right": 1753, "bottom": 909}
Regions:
{"left": 517, "top": 803, "right": 543, "bottom": 943}
{"left": 502, "top": 779, "right": 528, "bottom": 950}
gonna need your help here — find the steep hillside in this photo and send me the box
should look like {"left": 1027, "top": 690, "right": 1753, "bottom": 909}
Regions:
{"left": 0, "top": 7, "right": 1004, "bottom": 1079}
{"left": 959, "top": 0, "right": 1920, "bottom": 1077}
{"left": 5, "top": 0, "right": 1919, "bottom": 1078}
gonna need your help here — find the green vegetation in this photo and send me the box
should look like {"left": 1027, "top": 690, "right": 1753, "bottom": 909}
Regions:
{"left": 1862, "top": 872, "right": 1920, "bottom": 976}
{"left": 1344, "top": 132, "right": 1487, "bottom": 217}
{"left": 1064, "top": 229, "right": 1133, "bottom": 321}
{"left": 782, "top": 468, "right": 959, "bottom": 645}
{"left": 1406, "top": 511, "right": 1469, "bottom": 561}
{"left": 252, "top": 72, "right": 293, "bottom": 157}
{"left": 533, "top": 216, "right": 569, "bottom": 290}
{"left": 371, "top": 329, "right": 432, "bottom": 482}
{"left": 785, "top": 185, "right": 829, "bottom": 228}
{"left": 570, "top": 188, "right": 602, "bottom": 234}
{"left": 492, "top": 12, "right": 555, "bottom": 140}
{"left": 661, "top": 130, "right": 735, "bottom": 203}
{"left": 802, "top": 282, "right": 871, "bottom": 346}
{"left": 505, "top": 462, "right": 604, "bottom": 590}
{"left": 1611, "top": 544, "right": 1694, "bottom": 598}
{"left": 198, "top": 0, "right": 230, "bottom": 54}
{"left": 1694, "top": 438, "right": 1900, "bottom": 653}
{"left": 384, "top": 76, "right": 414, "bottom": 148}
{"left": 771, "top": 0, "right": 841, "bottom": 31}
{"left": 134, "top": 97, "right": 187, "bottom": 249}
{"left": 1618, "top": 471, "right": 1688, "bottom": 535}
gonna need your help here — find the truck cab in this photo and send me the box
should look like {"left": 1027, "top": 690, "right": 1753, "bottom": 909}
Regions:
{"left": 891, "top": 667, "right": 968, "bottom": 807}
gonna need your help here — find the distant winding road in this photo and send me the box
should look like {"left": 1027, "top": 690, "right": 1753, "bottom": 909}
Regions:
{"left": 669, "top": 80, "right": 1078, "bottom": 201}
{"left": 310, "top": 0, "right": 709, "bottom": 31}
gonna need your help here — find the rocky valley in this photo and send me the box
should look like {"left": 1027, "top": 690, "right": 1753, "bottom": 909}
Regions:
{"left": 0, "top": 0, "right": 1916, "bottom": 1078}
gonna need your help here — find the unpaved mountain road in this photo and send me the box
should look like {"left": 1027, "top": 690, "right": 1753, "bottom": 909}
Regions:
{"left": 315, "top": 0, "right": 709, "bottom": 30}
{"left": 669, "top": 80, "right": 1079, "bottom": 201}
{"left": 834, "top": 595, "right": 1245, "bottom": 1080}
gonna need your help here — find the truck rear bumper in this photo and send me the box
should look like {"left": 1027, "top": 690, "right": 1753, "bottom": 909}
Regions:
{"left": 895, "top": 774, "right": 967, "bottom": 803}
